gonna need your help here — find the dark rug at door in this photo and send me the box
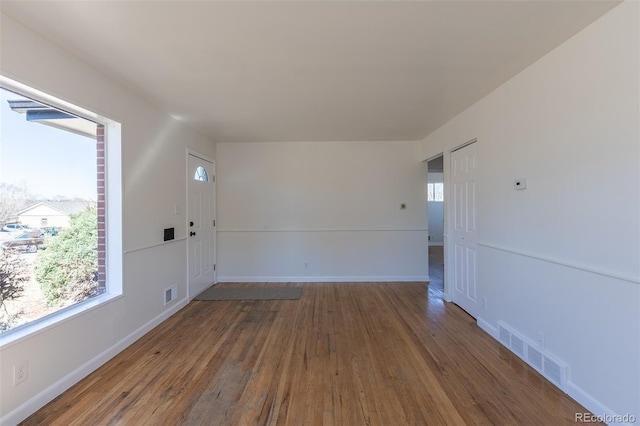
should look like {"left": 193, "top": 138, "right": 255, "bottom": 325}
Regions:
{"left": 194, "top": 287, "right": 302, "bottom": 301}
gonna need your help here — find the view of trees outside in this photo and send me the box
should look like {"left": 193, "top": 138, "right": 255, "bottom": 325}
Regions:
{"left": 0, "top": 87, "right": 100, "bottom": 333}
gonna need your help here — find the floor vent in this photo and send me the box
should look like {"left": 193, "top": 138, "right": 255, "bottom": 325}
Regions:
{"left": 497, "top": 321, "right": 567, "bottom": 391}
{"left": 164, "top": 285, "right": 178, "bottom": 305}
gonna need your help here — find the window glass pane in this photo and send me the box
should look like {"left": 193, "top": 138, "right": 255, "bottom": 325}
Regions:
{"left": 427, "top": 183, "right": 443, "bottom": 202}
{"left": 434, "top": 183, "right": 444, "bottom": 201}
{"left": 194, "top": 166, "right": 208, "bottom": 182}
{"left": 0, "top": 86, "right": 103, "bottom": 333}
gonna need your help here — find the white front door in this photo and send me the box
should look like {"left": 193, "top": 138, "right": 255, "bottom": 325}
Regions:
{"left": 451, "top": 142, "right": 478, "bottom": 317}
{"left": 188, "top": 153, "right": 216, "bottom": 298}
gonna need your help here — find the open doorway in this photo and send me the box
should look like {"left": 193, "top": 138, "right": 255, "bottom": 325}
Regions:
{"left": 427, "top": 155, "right": 444, "bottom": 293}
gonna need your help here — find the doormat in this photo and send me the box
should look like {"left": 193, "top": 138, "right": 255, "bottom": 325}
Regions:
{"left": 194, "top": 287, "right": 302, "bottom": 301}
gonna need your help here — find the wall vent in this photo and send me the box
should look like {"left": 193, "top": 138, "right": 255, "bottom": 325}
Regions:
{"left": 510, "top": 334, "right": 525, "bottom": 357}
{"left": 499, "top": 326, "right": 510, "bottom": 345}
{"left": 497, "top": 321, "right": 568, "bottom": 392}
{"left": 543, "top": 357, "right": 564, "bottom": 388}
{"left": 527, "top": 345, "right": 543, "bottom": 370}
{"left": 164, "top": 285, "right": 178, "bottom": 305}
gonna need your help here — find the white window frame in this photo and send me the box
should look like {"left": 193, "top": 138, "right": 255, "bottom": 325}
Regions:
{"left": 0, "top": 76, "right": 123, "bottom": 347}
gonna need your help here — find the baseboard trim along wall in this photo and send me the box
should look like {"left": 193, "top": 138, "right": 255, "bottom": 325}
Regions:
{"left": 217, "top": 276, "right": 429, "bottom": 283}
{"left": 476, "top": 316, "right": 623, "bottom": 424}
{"left": 566, "top": 381, "right": 624, "bottom": 425}
{"left": 2, "top": 297, "right": 189, "bottom": 425}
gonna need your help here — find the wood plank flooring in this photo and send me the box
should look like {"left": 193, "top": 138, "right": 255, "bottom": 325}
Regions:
{"left": 428, "top": 246, "right": 444, "bottom": 292}
{"left": 21, "top": 282, "right": 596, "bottom": 425}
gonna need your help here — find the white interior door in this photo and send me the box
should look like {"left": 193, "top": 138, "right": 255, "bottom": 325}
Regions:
{"left": 188, "top": 153, "right": 216, "bottom": 298}
{"left": 451, "top": 142, "right": 479, "bottom": 317}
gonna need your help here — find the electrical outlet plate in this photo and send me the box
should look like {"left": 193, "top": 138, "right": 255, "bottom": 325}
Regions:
{"left": 14, "top": 360, "right": 28, "bottom": 385}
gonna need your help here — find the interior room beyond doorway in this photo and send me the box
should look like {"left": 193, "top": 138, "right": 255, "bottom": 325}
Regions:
{"left": 427, "top": 155, "right": 444, "bottom": 292}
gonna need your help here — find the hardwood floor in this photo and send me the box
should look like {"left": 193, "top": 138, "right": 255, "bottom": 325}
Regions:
{"left": 22, "top": 282, "right": 595, "bottom": 425}
{"left": 428, "top": 246, "right": 444, "bottom": 292}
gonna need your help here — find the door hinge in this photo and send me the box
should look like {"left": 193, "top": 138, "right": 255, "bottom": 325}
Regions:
{"left": 213, "top": 264, "right": 216, "bottom": 271}
{"left": 212, "top": 175, "right": 215, "bottom": 183}
{"left": 213, "top": 219, "right": 216, "bottom": 227}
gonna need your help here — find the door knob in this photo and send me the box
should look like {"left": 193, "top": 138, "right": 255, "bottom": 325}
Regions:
{"left": 190, "top": 221, "right": 194, "bottom": 227}
{"left": 190, "top": 231, "right": 196, "bottom": 236}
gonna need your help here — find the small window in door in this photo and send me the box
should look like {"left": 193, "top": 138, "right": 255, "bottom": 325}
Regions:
{"left": 194, "top": 166, "right": 208, "bottom": 182}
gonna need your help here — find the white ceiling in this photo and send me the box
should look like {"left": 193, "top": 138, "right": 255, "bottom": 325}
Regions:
{"left": 1, "top": 1, "right": 619, "bottom": 143}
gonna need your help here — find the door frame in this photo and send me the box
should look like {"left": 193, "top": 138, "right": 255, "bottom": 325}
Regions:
{"left": 442, "top": 138, "right": 478, "bottom": 304}
{"left": 186, "top": 149, "right": 216, "bottom": 300}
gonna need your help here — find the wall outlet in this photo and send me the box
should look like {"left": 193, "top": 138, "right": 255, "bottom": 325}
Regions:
{"left": 482, "top": 296, "right": 488, "bottom": 310}
{"left": 14, "top": 360, "right": 28, "bottom": 385}
{"left": 536, "top": 331, "right": 545, "bottom": 348}
{"left": 304, "top": 261, "right": 309, "bottom": 269}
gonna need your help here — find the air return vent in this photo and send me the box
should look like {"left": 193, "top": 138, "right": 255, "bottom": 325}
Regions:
{"left": 164, "top": 285, "right": 178, "bottom": 305}
{"left": 510, "top": 334, "right": 525, "bottom": 357}
{"left": 543, "top": 357, "right": 564, "bottom": 388}
{"left": 527, "top": 345, "right": 543, "bottom": 370}
{"left": 497, "top": 321, "right": 568, "bottom": 392}
{"left": 499, "top": 326, "right": 510, "bottom": 345}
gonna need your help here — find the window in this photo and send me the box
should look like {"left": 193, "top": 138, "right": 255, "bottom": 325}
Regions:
{"left": 0, "top": 77, "right": 122, "bottom": 338}
{"left": 194, "top": 166, "right": 208, "bottom": 182}
{"left": 428, "top": 182, "right": 444, "bottom": 202}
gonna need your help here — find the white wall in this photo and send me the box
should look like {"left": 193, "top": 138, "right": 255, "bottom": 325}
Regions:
{"left": 0, "top": 14, "right": 215, "bottom": 422}
{"left": 427, "top": 172, "right": 444, "bottom": 245}
{"left": 217, "top": 141, "right": 428, "bottom": 281}
{"left": 420, "top": 2, "right": 639, "bottom": 419}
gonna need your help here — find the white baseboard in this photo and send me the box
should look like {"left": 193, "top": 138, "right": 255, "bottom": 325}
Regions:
{"left": 475, "top": 317, "right": 630, "bottom": 425}
{"left": 217, "top": 275, "right": 429, "bottom": 283}
{"left": 566, "top": 382, "right": 631, "bottom": 425}
{"left": 2, "top": 298, "right": 189, "bottom": 426}
{"left": 476, "top": 317, "right": 498, "bottom": 339}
